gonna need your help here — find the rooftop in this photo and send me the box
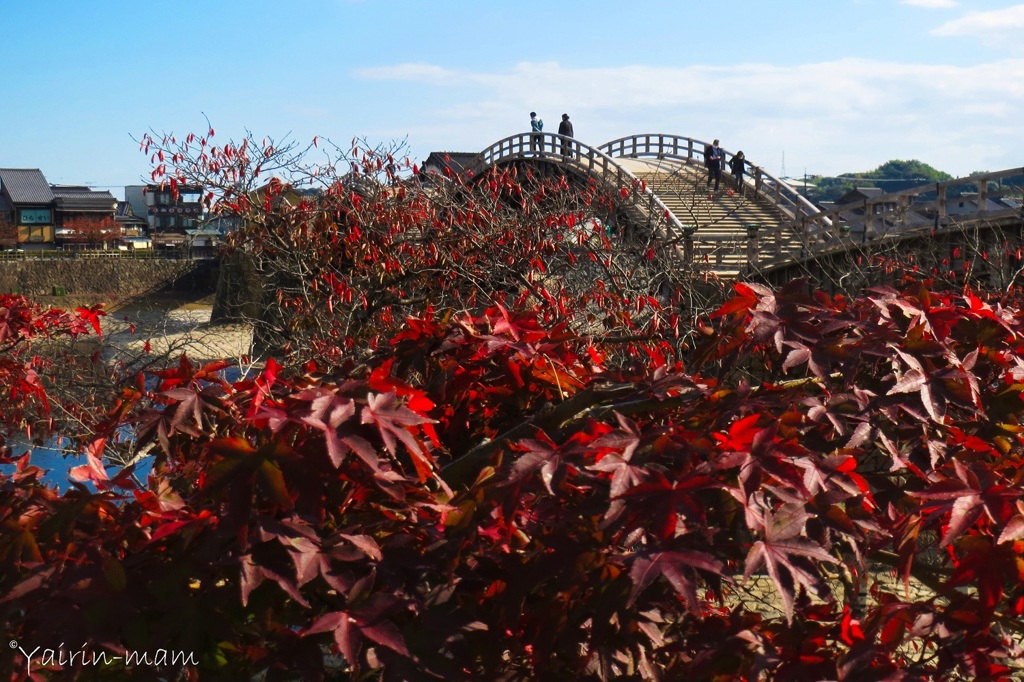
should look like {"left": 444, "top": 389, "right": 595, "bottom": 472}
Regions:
{"left": 51, "top": 185, "right": 117, "bottom": 212}
{"left": 422, "top": 152, "right": 478, "bottom": 176}
{"left": 0, "top": 169, "right": 55, "bottom": 204}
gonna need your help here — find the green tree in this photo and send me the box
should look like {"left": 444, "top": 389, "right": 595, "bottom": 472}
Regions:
{"left": 809, "top": 158, "right": 952, "bottom": 203}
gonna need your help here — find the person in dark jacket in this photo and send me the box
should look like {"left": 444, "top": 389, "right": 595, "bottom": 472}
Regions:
{"left": 706, "top": 139, "right": 724, "bottom": 192}
{"left": 729, "top": 151, "right": 746, "bottom": 196}
{"left": 558, "top": 114, "right": 574, "bottom": 157}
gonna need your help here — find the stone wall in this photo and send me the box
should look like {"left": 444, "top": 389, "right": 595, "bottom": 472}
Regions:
{"left": 0, "top": 258, "right": 219, "bottom": 299}
{"left": 211, "top": 251, "right": 265, "bottom": 323}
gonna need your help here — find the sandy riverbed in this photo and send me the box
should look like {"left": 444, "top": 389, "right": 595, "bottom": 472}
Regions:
{"left": 93, "top": 294, "right": 254, "bottom": 365}
{"left": 24, "top": 291, "right": 257, "bottom": 381}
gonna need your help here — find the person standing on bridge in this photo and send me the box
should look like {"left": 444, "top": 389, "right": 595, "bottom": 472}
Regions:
{"left": 530, "top": 112, "right": 544, "bottom": 155}
{"left": 707, "top": 139, "right": 724, "bottom": 193}
{"left": 729, "top": 151, "right": 746, "bottom": 196}
{"left": 558, "top": 113, "right": 574, "bottom": 158}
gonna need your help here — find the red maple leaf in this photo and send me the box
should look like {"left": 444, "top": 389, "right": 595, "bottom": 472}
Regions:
{"left": 362, "top": 391, "right": 436, "bottom": 481}
{"left": 744, "top": 504, "right": 837, "bottom": 623}
{"left": 627, "top": 549, "right": 724, "bottom": 614}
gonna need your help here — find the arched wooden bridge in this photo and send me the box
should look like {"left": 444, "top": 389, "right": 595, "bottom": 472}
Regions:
{"left": 465, "top": 132, "right": 1024, "bottom": 281}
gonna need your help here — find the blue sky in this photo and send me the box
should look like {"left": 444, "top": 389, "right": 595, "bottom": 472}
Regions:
{"left": 2, "top": 0, "right": 1022, "bottom": 198}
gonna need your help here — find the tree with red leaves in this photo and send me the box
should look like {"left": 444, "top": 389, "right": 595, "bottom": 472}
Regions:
{"left": 6, "top": 281, "right": 1024, "bottom": 679}
{"left": 59, "top": 215, "right": 122, "bottom": 247}
{"left": 0, "top": 213, "right": 17, "bottom": 249}
{"left": 0, "top": 295, "right": 102, "bottom": 445}
{"left": 139, "top": 128, "right": 728, "bottom": 366}
{"left": 4, "top": 129, "right": 1024, "bottom": 680}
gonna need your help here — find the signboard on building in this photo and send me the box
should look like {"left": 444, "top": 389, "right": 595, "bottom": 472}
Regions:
{"left": 148, "top": 205, "right": 202, "bottom": 216}
{"left": 18, "top": 208, "right": 52, "bottom": 225}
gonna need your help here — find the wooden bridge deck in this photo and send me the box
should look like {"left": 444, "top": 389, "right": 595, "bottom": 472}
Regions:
{"left": 615, "top": 157, "right": 803, "bottom": 279}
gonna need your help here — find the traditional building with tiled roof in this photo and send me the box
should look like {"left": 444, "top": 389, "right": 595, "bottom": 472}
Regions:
{"left": 0, "top": 168, "right": 57, "bottom": 248}
{"left": 50, "top": 185, "right": 120, "bottom": 248}
{"left": 51, "top": 185, "right": 117, "bottom": 215}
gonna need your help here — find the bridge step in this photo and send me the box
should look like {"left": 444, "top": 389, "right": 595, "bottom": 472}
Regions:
{"left": 623, "top": 161, "right": 806, "bottom": 277}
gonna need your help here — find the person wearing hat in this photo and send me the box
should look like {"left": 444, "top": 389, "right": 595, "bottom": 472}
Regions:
{"left": 558, "top": 113, "right": 574, "bottom": 158}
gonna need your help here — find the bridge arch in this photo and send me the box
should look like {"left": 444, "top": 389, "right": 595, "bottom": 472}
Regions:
{"left": 462, "top": 136, "right": 1022, "bottom": 283}
{"left": 466, "top": 133, "right": 822, "bottom": 277}
{"left": 465, "top": 132, "right": 684, "bottom": 243}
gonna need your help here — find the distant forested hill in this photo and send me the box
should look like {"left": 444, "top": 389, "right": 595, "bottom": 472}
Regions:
{"left": 807, "top": 159, "right": 953, "bottom": 203}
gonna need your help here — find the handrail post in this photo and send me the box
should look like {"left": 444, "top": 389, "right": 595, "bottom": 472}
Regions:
{"left": 746, "top": 223, "right": 761, "bottom": 267}
{"left": 681, "top": 225, "right": 696, "bottom": 263}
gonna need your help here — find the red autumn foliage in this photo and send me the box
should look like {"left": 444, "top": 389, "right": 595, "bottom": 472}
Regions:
{"left": 4, "top": 278, "right": 1024, "bottom": 679}
{"left": 59, "top": 216, "right": 122, "bottom": 245}
{"left": 137, "top": 129, "right": 720, "bottom": 367}
{"left": 0, "top": 295, "right": 101, "bottom": 444}
{"left": 0, "top": 214, "right": 17, "bottom": 249}
{"left": 4, "top": 129, "right": 1024, "bottom": 679}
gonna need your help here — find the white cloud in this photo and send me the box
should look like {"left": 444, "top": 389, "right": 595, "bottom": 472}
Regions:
{"left": 356, "top": 58, "right": 1024, "bottom": 177}
{"left": 357, "top": 63, "right": 460, "bottom": 85}
{"left": 901, "top": 0, "right": 957, "bottom": 7}
{"left": 932, "top": 4, "right": 1024, "bottom": 43}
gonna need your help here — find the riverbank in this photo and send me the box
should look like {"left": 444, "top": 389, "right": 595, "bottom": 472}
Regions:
{"left": 101, "top": 293, "right": 254, "bottom": 364}
{"left": 36, "top": 292, "right": 254, "bottom": 367}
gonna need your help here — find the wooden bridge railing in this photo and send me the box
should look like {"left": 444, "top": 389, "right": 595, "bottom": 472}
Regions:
{"left": 466, "top": 132, "right": 1023, "bottom": 275}
{"left": 597, "top": 133, "right": 825, "bottom": 229}
{"left": 465, "top": 133, "right": 686, "bottom": 244}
